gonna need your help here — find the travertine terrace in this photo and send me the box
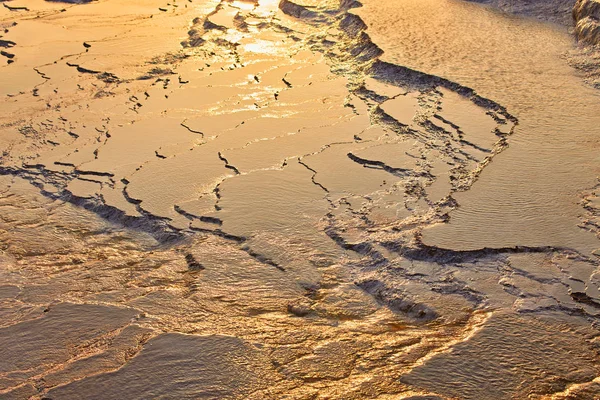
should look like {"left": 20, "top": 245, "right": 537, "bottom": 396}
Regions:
{"left": 0, "top": 0, "right": 599, "bottom": 398}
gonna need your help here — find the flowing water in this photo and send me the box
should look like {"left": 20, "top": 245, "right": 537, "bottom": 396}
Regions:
{"left": 356, "top": 0, "right": 600, "bottom": 254}
{"left": 0, "top": 0, "right": 599, "bottom": 398}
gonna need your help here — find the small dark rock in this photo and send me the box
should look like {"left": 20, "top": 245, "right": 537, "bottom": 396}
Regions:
{"left": 287, "top": 301, "right": 312, "bottom": 317}
{"left": 185, "top": 254, "right": 204, "bottom": 271}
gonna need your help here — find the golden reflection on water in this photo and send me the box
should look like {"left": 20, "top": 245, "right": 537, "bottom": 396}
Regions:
{"left": 242, "top": 39, "right": 282, "bottom": 54}
{"left": 0, "top": 0, "right": 599, "bottom": 398}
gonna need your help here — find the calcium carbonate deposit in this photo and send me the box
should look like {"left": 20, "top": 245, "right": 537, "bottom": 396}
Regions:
{"left": 0, "top": 0, "right": 599, "bottom": 398}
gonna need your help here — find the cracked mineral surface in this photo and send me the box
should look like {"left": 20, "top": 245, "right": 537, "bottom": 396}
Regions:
{"left": 0, "top": 0, "right": 599, "bottom": 398}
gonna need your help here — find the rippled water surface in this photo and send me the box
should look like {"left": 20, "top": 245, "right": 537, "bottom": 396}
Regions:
{"left": 0, "top": 0, "right": 599, "bottom": 398}
{"left": 358, "top": 0, "right": 600, "bottom": 253}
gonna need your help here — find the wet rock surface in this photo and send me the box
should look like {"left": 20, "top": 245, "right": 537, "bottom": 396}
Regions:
{"left": 574, "top": 0, "right": 600, "bottom": 45}
{"left": 45, "top": 333, "right": 278, "bottom": 399}
{"left": 0, "top": 0, "right": 598, "bottom": 398}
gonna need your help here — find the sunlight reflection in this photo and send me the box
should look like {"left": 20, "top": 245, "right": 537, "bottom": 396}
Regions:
{"left": 242, "top": 39, "right": 280, "bottom": 54}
